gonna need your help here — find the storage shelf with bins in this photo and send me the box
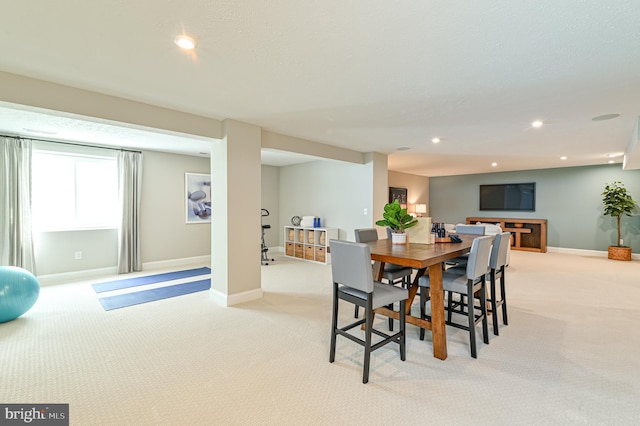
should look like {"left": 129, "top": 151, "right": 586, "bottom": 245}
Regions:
{"left": 284, "top": 226, "right": 339, "bottom": 264}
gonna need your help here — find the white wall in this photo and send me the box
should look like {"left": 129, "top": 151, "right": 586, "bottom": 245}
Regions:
{"left": 278, "top": 159, "right": 375, "bottom": 243}
{"left": 261, "top": 165, "right": 280, "bottom": 249}
{"left": 34, "top": 151, "right": 306, "bottom": 277}
{"left": 140, "top": 150, "right": 211, "bottom": 264}
{"left": 34, "top": 229, "right": 118, "bottom": 275}
{"left": 34, "top": 148, "right": 373, "bottom": 277}
{"left": 34, "top": 148, "right": 211, "bottom": 276}
{"left": 388, "top": 170, "right": 430, "bottom": 214}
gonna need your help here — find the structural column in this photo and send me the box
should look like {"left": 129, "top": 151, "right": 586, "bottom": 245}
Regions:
{"left": 210, "top": 119, "right": 262, "bottom": 306}
{"left": 365, "top": 152, "right": 389, "bottom": 236}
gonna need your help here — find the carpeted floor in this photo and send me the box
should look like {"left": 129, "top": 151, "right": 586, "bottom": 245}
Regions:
{"left": 1, "top": 250, "right": 639, "bottom": 425}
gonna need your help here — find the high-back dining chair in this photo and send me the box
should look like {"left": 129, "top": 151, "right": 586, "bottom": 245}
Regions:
{"left": 329, "top": 239, "right": 408, "bottom": 384}
{"left": 445, "top": 224, "right": 487, "bottom": 269}
{"left": 418, "top": 236, "right": 492, "bottom": 358}
{"left": 455, "top": 224, "right": 486, "bottom": 235}
{"left": 353, "top": 228, "right": 413, "bottom": 328}
{"left": 487, "top": 232, "right": 511, "bottom": 335}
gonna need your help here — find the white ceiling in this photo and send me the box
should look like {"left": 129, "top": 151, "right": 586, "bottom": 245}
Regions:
{"left": 0, "top": 103, "right": 317, "bottom": 166}
{"left": 1, "top": 1, "right": 639, "bottom": 176}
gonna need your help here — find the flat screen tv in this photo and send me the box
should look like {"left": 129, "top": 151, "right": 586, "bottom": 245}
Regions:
{"left": 479, "top": 183, "right": 536, "bottom": 211}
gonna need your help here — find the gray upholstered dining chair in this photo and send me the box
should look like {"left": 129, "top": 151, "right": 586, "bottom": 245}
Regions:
{"left": 486, "top": 232, "right": 511, "bottom": 335}
{"left": 329, "top": 239, "right": 408, "bottom": 384}
{"left": 445, "top": 224, "right": 486, "bottom": 269}
{"left": 357, "top": 228, "right": 412, "bottom": 288}
{"left": 353, "top": 228, "right": 413, "bottom": 330}
{"left": 418, "top": 235, "right": 492, "bottom": 358}
{"left": 455, "top": 224, "right": 486, "bottom": 235}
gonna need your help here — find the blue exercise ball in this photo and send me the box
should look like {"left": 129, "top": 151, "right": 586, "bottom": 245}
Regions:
{"left": 0, "top": 266, "right": 40, "bottom": 323}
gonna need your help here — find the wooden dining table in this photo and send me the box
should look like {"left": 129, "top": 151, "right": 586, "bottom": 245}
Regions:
{"left": 365, "top": 236, "right": 475, "bottom": 360}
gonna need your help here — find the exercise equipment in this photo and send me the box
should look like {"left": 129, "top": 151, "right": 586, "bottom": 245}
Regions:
{"left": 0, "top": 266, "right": 40, "bottom": 323}
{"left": 92, "top": 267, "right": 211, "bottom": 293}
{"left": 261, "top": 209, "right": 275, "bottom": 265}
{"left": 99, "top": 279, "right": 211, "bottom": 311}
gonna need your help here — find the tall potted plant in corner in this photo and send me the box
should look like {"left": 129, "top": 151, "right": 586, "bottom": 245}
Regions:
{"left": 602, "top": 181, "right": 637, "bottom": 261}
{"left": 375, "top": 199, "right": 418, "bottom": 244}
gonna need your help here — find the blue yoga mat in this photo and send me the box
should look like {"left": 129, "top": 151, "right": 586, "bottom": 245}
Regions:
{"left": 92, "top": 267, "right": 211, "bottom": 293}
{"left": 98, "top": 279, "right": 211, "bottom": 311}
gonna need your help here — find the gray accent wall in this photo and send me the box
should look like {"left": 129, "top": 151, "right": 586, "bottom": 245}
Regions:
{"left": 430, "top": 164, "right": 640, "bottom": 252}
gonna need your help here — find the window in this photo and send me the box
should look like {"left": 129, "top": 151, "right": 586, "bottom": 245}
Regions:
{"left": 32, "top": 150, "right": 119, "bottom": 231}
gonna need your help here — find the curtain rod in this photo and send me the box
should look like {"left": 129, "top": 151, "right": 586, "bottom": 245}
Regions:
{"left": 1, "top": 133, "right": 142, "bottom": 154}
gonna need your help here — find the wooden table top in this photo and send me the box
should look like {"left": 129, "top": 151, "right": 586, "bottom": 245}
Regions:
{"left": 366, "top": 235, "right": 476, "bottom": 269}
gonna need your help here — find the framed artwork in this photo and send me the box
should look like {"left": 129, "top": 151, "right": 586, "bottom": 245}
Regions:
{"left": 185, "top": 173, "right": 212, "bottom": 223}
{"left": 389, "top": 187, "right": 408, "bottom": 208}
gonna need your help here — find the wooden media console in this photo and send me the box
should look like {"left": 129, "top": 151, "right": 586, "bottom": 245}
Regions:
{"left": 466, "top": 217, "right": 548, "bottom": 253}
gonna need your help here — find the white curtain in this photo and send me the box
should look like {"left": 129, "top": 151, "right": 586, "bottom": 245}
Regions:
{"left": 0, "top": 136, "right": 36, "bottom": 272}
{"left": 117, "top": 150, "right": 142, "bottom": 273}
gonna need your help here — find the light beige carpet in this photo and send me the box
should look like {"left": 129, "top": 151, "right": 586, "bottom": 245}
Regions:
{"left": 1, "top": 250, "right": 639, "bottom": 425}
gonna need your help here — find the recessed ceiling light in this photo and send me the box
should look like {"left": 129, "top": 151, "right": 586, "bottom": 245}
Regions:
{"left": 607, "top": 153, "right": 623, "bottom": 158}
{"left": 397, "top": 147, "right": 411, "bottom": 151}
{"left": 608, "top": 160, "right": 615, "bottom": 164}
{"left": 531, "top": 120, "right": 543, "bottom": 128}
{"left": 592, "top": 113, "right": 620, "bottom": 121}
{"left": 431, "top": 138, "right": 440, "bottom": 143}
{"left": 560, "top": 156, "right": 567, "bottom": 160}
{"left": 491, "top": 162, "right": 498, "bottom": 167}
{"left": 174, "top": 35, "right": 197, "bottom": 50}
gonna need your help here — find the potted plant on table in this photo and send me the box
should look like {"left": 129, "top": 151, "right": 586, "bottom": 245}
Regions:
{"left": 602, "top": 181, "right": 637, "bottom": 261}
{"left": 375, "top": 199, "right": 418, "bottom": 244}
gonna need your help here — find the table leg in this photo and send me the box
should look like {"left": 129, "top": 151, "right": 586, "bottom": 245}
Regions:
{"left": 405, "top": 267, "right": 426, "bottom": 313}
{"left": 372, "top": 261, "right": 385, "bottom": 281}
{"left": 370, "top": 264, "right": 447, "bottom": 360}
{"left": 428, "top": 263, "right": 447, "bottom": 360}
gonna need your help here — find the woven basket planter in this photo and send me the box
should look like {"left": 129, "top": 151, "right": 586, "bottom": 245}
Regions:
{"left": 608, "top": 246, "right": 632, "bottom": 261}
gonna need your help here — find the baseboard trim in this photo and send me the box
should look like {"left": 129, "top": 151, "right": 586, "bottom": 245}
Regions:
{"left": 547, "top": 246, "right": 639, "bottom": 260}
{"left": 209, "top": 287, "right": 263, "bottom": 307}
{"left": 37, "top": 267, "right": 118, "bottom": 285}
{"left": 37, "top": 255, "right": 212, "bottom": 285}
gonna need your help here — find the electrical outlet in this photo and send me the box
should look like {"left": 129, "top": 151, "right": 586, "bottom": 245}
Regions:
{"left": 363, "top": 208, "right": 368, "bottom": 215}
{"left": 74, "top": 251, "right": 82, "bottom": 260}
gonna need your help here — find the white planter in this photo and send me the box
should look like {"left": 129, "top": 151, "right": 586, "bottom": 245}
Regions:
{"left": 391, "top": 232, "right": 407, "bottom": 244}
